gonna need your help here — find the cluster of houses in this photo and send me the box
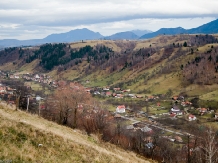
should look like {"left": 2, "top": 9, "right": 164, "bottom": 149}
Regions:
{"left": 92, "top": 87, "right": 134, "bottom": 98}
{"left": 114, "top": 94, "right": 218, "bottom": 130}
{"left": 170, "top": 95, "right": 218, "bottom": 121}
{"left": 22, "top": 73, "right": 59, "bottom": 87}
{"left": 0, "top": 71, "right": 61, "bottom": 88}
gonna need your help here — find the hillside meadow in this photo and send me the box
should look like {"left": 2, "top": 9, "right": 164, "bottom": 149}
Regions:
{"left": 0, "top": 102, "right": 154, "bottom": 163}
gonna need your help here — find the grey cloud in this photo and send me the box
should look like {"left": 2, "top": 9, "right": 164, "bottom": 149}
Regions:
{"left": 1, "top": 0, "right": 218, "bottom": 39}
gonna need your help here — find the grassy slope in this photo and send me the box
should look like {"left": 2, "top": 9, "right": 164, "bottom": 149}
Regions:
{"left": 70, "top": 40, "right": 122, "bottom": 52}
{"left": 0, "top": 102, "right": 154, "bottom": 163}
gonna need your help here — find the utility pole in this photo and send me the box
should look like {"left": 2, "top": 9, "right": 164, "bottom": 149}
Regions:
{"left": 187, "top": 134, "right": 191, "bottom": 163}
{"left": 38, "top": 99, "right": 41, "bottom": 116}
{"left": 26, "top": 96, "right": 29, "bottom": 112}
{"left": 15, "top": 90, "right": 21, "bottom": 111}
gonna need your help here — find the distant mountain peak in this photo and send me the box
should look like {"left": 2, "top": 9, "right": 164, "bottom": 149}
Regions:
{"left": 104, "top": 31, "right": 139, "bottom": 40}
{"left": 44, "top": 28, "right": 103, "bottom": 42}
{"left": 131, "top": 29, "right": 152, "bottom": 37}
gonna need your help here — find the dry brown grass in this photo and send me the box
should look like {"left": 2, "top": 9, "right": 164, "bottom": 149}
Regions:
{"left": 70, "top": 40, "right": 122, "bottom": 52}
{"left": 0, "top": 102, "right": 155, "bottom": 163}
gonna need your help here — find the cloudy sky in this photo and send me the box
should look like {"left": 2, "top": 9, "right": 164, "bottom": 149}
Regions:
{"left": 0, "top": 0, "right": 218, "bottom": 40}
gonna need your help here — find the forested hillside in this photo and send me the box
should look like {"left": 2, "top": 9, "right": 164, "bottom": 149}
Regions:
{"left": 1, "top": 35, "right": 218, "bottom": 96}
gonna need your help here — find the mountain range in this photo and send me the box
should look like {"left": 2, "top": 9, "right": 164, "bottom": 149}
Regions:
{"left": 140, "top": 19, "right": 218, "bottom": 39}
{"left": 1, "top": 19, "right": 218, "bottom": 47}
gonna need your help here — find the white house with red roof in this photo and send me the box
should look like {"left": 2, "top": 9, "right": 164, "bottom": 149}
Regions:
{"left": 188, "top": 114, "right": 197, "bottom": 121}
{"left": 116, "top": 105, "right": 126, "bottom": 113}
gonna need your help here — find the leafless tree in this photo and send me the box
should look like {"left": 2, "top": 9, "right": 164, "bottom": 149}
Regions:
{"left": 45, "top": 83, "right": 91, "bottom": 128}
{"left": 200, "top": 127, "right": 218, "bottom": 163}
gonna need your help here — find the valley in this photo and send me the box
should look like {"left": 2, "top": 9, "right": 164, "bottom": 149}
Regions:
{"left": 1, "top": 33, "right": 218, "bottom": 162}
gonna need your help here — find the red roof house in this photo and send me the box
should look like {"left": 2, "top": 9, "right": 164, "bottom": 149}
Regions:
{"left": 116, "top": 105, "right": 126, "bottom": 113}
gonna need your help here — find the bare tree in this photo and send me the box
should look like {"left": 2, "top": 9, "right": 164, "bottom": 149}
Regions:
{"left": 201, "top": 127, "right": 218, "bottom": 163}
{"left": 46, "top": 83, "right": 91, "bottom": 128}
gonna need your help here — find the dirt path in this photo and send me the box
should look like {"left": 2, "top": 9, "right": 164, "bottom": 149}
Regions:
{"left": 0, "top": 102, "right": 152, "bottom": 163}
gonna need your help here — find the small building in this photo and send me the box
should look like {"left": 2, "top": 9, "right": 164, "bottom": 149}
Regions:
{"left": 94, "top": 91, "right": 100, "bottom": 95}
{"left": 175, "top": 136, "right": 183, "bottom": 143}
{"left": 114, "top": 113, "right": 121, "bottom": 118}
{"left": 170, "top": 106, "right": 183, "bottom": 115}
{"left": 14, "top": 75, "right": 20, "bottom": 79}
{"left": 145, "top": 142, "right": 154, "bottom": 149}
{"left": 188, "top": 114, "right": 197, "bottom": 121}
{"left": 35, "top": 74, "right": 40, "bottom": 79}
{"left": 0, "top": 86, "right": 6, "bottom": 93}
{"left": 103, "top": 87, "right": 110, "bottom": 91}
{"left": 126, "top": 125, "right": 134, "bottom": 130}
{"left": 172, "top": 96, "right": 179, "bottom": 100}
{"left": 199, "top": 108, "right": 208, "bottom": 115}
{"left": 115, "top": 94, "right": 123, "bottom": 98}
{"left": 105, "top": 92, "right": 112, "bottom": 97}
{"left": 141, "top": 126, "right": 152, "bottom": 133}
{"left": 113, "top": 88, "right": 121, "bottom": 91}
{"left": 116, "top": 105, "right": 126, "bottom": 113}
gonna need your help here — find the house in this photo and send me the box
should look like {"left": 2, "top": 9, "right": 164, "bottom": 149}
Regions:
{"left": 94, "top": 91, "right": 100, "bottom": 95}
{"left": 170, "top": 105, "right": 183, "bottom": 115}
{"left": 123, "top": 89, "right": 130, "bottom": 92}
{"left": 114, "top": 113, "right": 121, "bottom": 118}
{"left": 128, "top": 94, "right": 135, "bottom": 98}
{"left": 85, "top": 88, "right": 91, "bottom": 93}
{"left": 170, "top": 113, "right": 177, "bottom": 118}
{"left": 188, "top": 114, "right": 197, "bottom": 121}
{"left": 40, "top": 105, "right": 45, "bottom": 110}
{"left": 181, "top": 102, "right": 186, "bottom": 106}
{"left": 199, "top": 108, "right": 208, "bottom": 115}
{"left": 181, "top": 101, "right": 192, "bottom": 107}
{"left": 214, "top": 112, "right": 218, "bottom": 120}
{"left": 178, "top": 96, "right": 184, "bottom": 101}
{"left": 145, "top": 142, "right": 154, "bottom": 149}
{"left": 14, "top": 75, "right": 20, "bottom": 79}
{"left": 105, "top": 92, "right": 112, "bottom": 97}
{"left": 58, "top": 80, "right": 67, "bottom": 87}
{"left": 0, "top": 86, "right": 6, "bottom": 93}
{"left": 113, "top": 88, "right": 120, "bottom": 91}
{"left": 175, "top": 136, "right": 183, "bottom": 143}
{"left": 185, "top": 101, "right": 192, "bottom": 105}
{"left": 35, "top": 74, "right": 40, "bottom": 79}
{"left": 172, "top": 96, "right": 179, "bottom": 100}
{"left": 126, "top": 125, "right": 134, "bottom": 130}
{"left": 115, "top": 94, "right": 123, "bottom": 98}
{"left": 78, "top": 104, "right": 84, "bottom": 111}
{"left": 103, "top": 87, "right": 110, "bottom": 91}
{"left": 116, "top": 105, "right": 126, "bottom": 113}
{"left": 136, "top": 95, "right": 143, "bottom": 98}
{"left": 141, "top": 126, "right": 152, "bottom": 133}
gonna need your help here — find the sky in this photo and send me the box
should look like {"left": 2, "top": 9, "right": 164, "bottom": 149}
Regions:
{"left": 0, "top": 0, "right": 218, "bottom": 40}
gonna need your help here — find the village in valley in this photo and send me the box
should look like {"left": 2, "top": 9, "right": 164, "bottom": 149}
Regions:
{"left": 1, "top": 70, "right": 218, "bottom": 148}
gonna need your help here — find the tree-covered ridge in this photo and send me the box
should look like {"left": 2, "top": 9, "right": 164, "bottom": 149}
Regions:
{"left": 25, "top": 43, "right": 112, "bottom": 70}
{"left": 26, "top": 43, "right": 68, "bottom": 70}
{"left": 71, "top": 44, "right": 112, "bottom": 62}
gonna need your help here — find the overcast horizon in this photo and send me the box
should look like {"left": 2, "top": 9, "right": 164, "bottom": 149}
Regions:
{"left": 0, "top": 0, "right": 218, "bottom": 40}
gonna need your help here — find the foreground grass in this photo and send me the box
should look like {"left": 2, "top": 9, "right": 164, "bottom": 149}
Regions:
{"left": 0, "top": 102, "right": 154, "bottom": 163}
